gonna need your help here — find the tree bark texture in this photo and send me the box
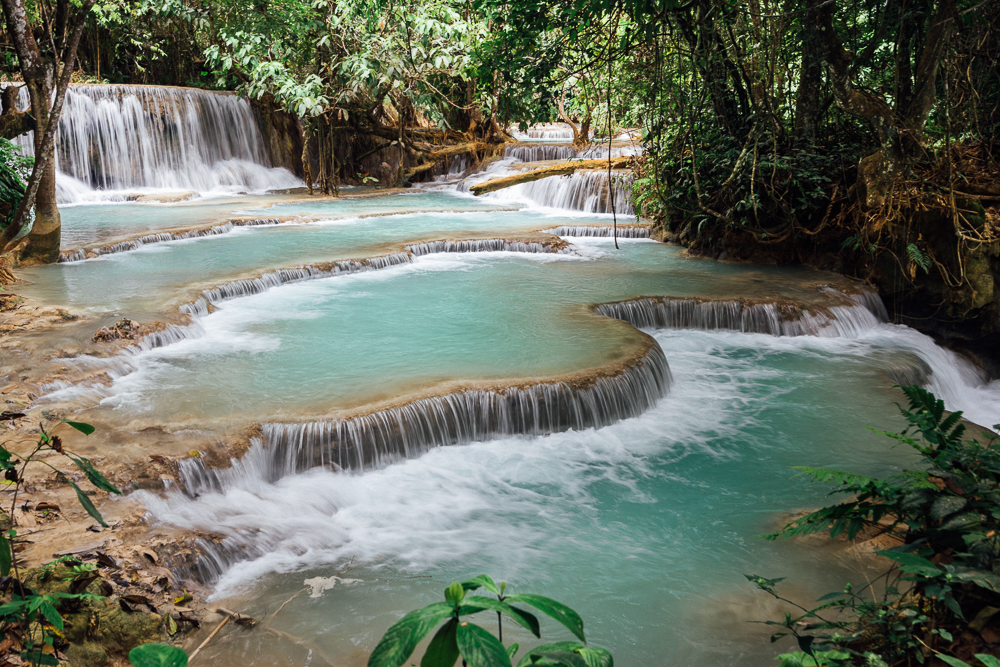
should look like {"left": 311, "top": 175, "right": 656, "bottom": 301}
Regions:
{"left": 0, "top": 0, "right": 94, "bottom": 262}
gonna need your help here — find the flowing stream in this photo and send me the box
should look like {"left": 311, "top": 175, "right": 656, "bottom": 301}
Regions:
{"left": 11, "top": 88, "right": 1000, "bottom": 667}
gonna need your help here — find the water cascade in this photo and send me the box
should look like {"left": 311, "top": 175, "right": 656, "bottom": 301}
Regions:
{"left": 544, "top": 225, "right": 649, "bottom": 238}
{"left": 575, "top": 144, "right": 644, "bottom": 159}
{"left": 509, "top": 124, "right": 575, "bottom": 140}
{"left": 58, "top": 218, "right": 285, "bottom": 262}
{"left": 595, "top": 295, "right": 886, "bottom": 337}
{"left": 181, "top": 252, "right": 413, "bottom": 317}
{"left": 10, "top": 85, "right": 301, "bottom": 203}
{"left": 496, "top": 170, "right": 635, "bottom": 214}
{"left": 504, "top": 145, "right": 579, "bottom": 162}
{"left": 180, "top": 343, "right": 671, "bottom": 490}
{"left": 406, "top": 239, "right": 564, "bottom": 255}
{"left": 502, "top": 144, "right": 642, "bottom": 163}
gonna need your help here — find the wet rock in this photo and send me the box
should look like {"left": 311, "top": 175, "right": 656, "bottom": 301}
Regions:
{"left": 93, "top": 318, "right": 140, "bottom": 342}
{"left": 882, "top": 357, "right": 933, "bottom": 386}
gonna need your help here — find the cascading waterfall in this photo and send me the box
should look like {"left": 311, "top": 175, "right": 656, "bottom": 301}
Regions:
{"left": 496, "top": 170, "right": 635, "bottom": 215}
{"left": 509, "top": 124, "right": 575, "bottom": 141}
{"left": 180, "top": 343, "right": 671, "bottom": 497}
{"left": 406, "top": 239, "right": 563, "bottom": 255}
{"left": 575, "top": 145, "right": 644, "bottom": 159}
{"left": 8, "top": 84, "right": 301, "bottom": 203}
{"left": 544, "top": 226, "right": 649, "bottom": 238}
{"left": 502, "top": 145, "right": 642, "bottom": 163}
{"left": 504, "top": 145, "right": 579, "bottom": 162}
{"left": 595, "top": 296, "right": 885, "bottom": 338}
{"left": 181, "top": 253, "right": 413, "bottom": 317}
{"left": 58, "top": 218, "right": 285, "bottom": 262}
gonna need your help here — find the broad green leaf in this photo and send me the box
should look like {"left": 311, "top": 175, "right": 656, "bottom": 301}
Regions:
{"left": 368, "top": 602, "right": 454, "bottom": 667}
{"left": 68, "top": 455, "right": 121, "bottom": 495}
{"left": 37, "top": 600, "right": 63, "bottom": 630}
{"left": 459, "top": 597, "right": 540, "bottom": 637}
{"left": 930, "top": 495, "right": 967, "bottom": 521}
{"left": 61, "top": 420, "right": 95, "bottom": 435}
{"left": 877, "top": 551, "right": 941, "bottom": 577}
{"left": 975, "top": 655, "right": 1000, "bottom": 667}
{"left": 0, "top": 599, "right": 30, "bottom": 616}
{"left": 456, "top": 622, "right": 511, "bottom": 667}
{"left": 504, "top": 595, "right": 584, "bottom": 642}
{"left": 0, "top": 536, "right": 11, "bottom": 577}
{"left": 951, "top": 566, "right": 1000, "bottom": 593}
{"left": 69, "top": 481, "right": 108, "bottom": 527}
{"left": 938, "top": 657, "right": 973, "bottom": 667}
{"left": 462, "top": 575, "right": 500, "bottom": 595}
{"left": 128, "top": 643, "right": 189, "bottom": 667}
{"left": 421, "top": 619, "right": 459, "bottom": 667}
{"left": 516, "top": 643, "right": 586, "bottom": 667}
{"left": 575, "top": 647, "right": 613, "bottom": 667}
{"left": 528, "top": 652, "right": 587, "bottom": 667}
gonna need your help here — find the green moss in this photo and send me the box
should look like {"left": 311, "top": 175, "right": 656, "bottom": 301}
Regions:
{"left": 954, "top": 248, "right": 995, "bottom": 315}
{"left": 20, "top": 565, "right": 165, "bottom": 665}
{"left": 66, "top": 641, "right": 110, "bottom": 667}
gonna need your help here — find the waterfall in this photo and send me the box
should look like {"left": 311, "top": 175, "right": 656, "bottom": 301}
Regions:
{"left": 59, "top": 218, "right": 285, "bottom": 262}
{"left": 509, "top": 124, "right": 575, "bottom": 141}
{"left": 494, "top": 171, "right": 635, "bottom": 215}
{"left": 181, "top": 252, "right": 413, "bottom": 317}
{"left": 544, "top": 225, "right": 649, "bottom": 238}
{"left": 504, "top": 145, "right": 579, "bottom": 162}
{"left": 575, "top": 145, "right": 644, "bottom": 159}
{"left": 8, "top": 84, "right": 301, "bottom": 203}
{"left": 406, "top": 239, "right": 563, "bottom": 255}
{"left": 595, "top": 295, "right": 886, "bottom": 338}
{"left": 502, "top": 144, "right": 642, "bottom": 163}
{"left": 179, "top": 343, "right": 671, "bottom": 491}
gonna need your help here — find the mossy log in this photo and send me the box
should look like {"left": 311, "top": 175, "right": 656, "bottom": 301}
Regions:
{"left": 470, "top": 157, "right": 631, "bottom": 195}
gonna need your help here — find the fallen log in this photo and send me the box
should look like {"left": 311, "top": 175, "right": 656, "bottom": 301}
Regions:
{"left": 400, "top": 142, "right": 488, "bottom": 183}
{"left": 470, "top": 157, "right": 631, "bottom": 195}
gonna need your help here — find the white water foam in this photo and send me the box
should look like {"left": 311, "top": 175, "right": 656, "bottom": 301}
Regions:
{"left": 8, "top": 84, "right": 302, "bottom": 203}
{"left": 134, "top": 316, "right": 1000, "bottom": 598}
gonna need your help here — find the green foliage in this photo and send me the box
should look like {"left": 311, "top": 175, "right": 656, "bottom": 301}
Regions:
{"left": 368, "top": 574, "right": 612, "bottom": 667}
{"left": 0, "top": 138, "right": 34, "bottom": 240}
{"left": 750, "top": 386, "right": 1000, "bottom": 665}
{"left": 0, "top": 420, "right": 121, "bottom": 666}
{"left": 906, "top": 244, "right": 932, "bottom": 274}
{"left": 157, "top": 0, "right": 486, "bottom": 125}
{"left": 128, "top": 643, "right": 188, "bottom": 667}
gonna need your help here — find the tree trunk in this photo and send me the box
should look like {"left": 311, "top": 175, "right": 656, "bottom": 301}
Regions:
{"left": 818, "top": 0, "right": 957, "bottom": 207}
{"left": 1, "top": 0, "right": 94, "bottom": 263}
{"left": 794, "top": 0, "right": 824, "bottom": 139}
{"left": 18, "top": 78, "right": 61, "bottom": 264}
{"left": 0, "top": 86, "right": 35, "bottom": 139}
{"left": 557, "top": 83, "right": 581, "bottom": 144}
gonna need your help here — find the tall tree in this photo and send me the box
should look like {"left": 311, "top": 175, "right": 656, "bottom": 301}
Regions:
{"left": 0, "top": 0, "right": 95, "bottom": 262}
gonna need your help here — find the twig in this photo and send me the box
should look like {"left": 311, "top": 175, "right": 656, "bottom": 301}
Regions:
{"left": 187, "top": 613, "right": 231, "bottom": 663}
{"left": 264, "top": 588, "right": 309, "bottom": 628}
